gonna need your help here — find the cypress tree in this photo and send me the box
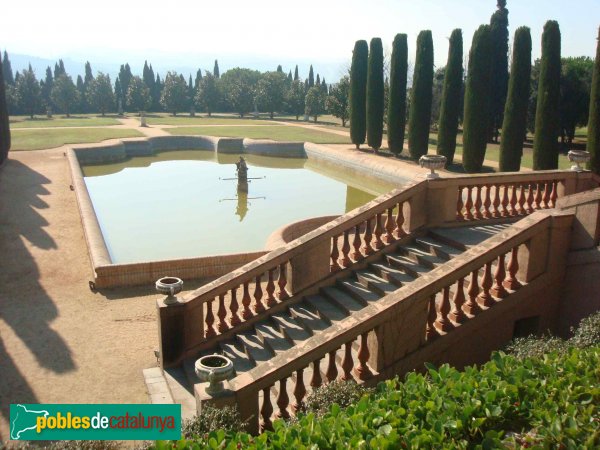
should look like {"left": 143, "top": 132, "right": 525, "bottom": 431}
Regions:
{"left": 408, "top": 30, "right": 434, "bottom": 160}
{"left": 316, "top": 73, "right": 320, "bottom": 86}
{"left": 0, "top": 57, "right": 11, "bottom": 165}
{"left": 532, "top": 20, "right": 561, "bottom": 170}
{"left": 367, "top": 37, "right": 384, "bottom": 151}
{"left": 288, "top": 70, "right": 292, "bottom": 81}
{"left": 2, "top": 51, "right": 14, "bottom": 84}
{"left": 41, "top": 66, "right": 54, "bottom": 109}
{"left": 488, "top": 0, "right": 509, "bottom": 143}
{"left": 437, "top": 29, "right": 463, "bottom": 164}
{"left": 462, "top": 25, "right": 493, "bottom": 173}
{"left": 213, "top": 60, "right": 220, "bottom": 78}
{"left": 350, "top": 40, "right": 368, "bottom": 149}
{"left": 499, "top": 27, "right": 532, "bottom": 172}
{"left": 388, "top": 34, "right": 408, "bottom": 155}
{"left": 84, "top": 62, "right": 93, "bottom": 85}
{"left": 294, "top": 65, "right": 299, "bottom": 81}
{"left": 588, "top": 27, "right": 600, "bottom": 174}
{"left": 277, "top": 64, "right": 283, "bottom": 73}
{"left": 308, "top": 65, "right": 315, "bottom": 87}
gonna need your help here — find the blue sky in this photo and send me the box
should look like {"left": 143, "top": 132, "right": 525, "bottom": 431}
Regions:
{"left": 1, "top": 0, "right": 598, "bottom": 81}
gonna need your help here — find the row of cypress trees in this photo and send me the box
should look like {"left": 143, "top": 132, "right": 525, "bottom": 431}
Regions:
{"left": 0, "top": 58, "right": 9, "bottom": 165}
{"left": 589, "top": 27, "right": 600, "bottom": 174}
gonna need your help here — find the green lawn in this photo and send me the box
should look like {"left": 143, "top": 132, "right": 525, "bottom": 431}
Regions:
{"left": 10, "top": 128, "right": 144, "bottom": 151}
{"left": 167, "top": 125, "right": 351, "bottom": 144}
{"left": 10, "top": 115, "right": 121, "bottom": 128}
{"left": 145, "top": 115, "right": 269, "bottom": 126}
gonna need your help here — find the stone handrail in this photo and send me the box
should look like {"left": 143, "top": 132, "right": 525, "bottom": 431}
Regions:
{"left": 157, "top": 170, "right": 598, "bottom": 367}
{"left": 226, "top": 211, "right": 559, "bottom": 432}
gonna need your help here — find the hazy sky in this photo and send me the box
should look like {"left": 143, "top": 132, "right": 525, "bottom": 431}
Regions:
{"left": 1, "top": 0, "right": 598, "bottom": 79}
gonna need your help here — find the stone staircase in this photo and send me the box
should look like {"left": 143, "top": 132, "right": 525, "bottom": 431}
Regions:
{"left": 144, "top": 223, "right": 511, "bottom": 419}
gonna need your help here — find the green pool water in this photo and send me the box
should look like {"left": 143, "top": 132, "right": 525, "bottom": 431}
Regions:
{"left": 82, "top": 150, "right": 399, "bottom": 263}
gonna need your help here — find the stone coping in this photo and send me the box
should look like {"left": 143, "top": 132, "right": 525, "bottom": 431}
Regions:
{"left": 67, "top": 136, "right": 415, "bottom": 288}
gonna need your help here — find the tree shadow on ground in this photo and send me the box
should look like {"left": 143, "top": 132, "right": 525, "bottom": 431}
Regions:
{"left": 0, "top": 160, "right": 76, "bottom": 436}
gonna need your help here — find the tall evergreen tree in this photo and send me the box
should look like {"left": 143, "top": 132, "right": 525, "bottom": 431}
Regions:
{"left": 350, "top": 40, "right": 368, "bottom": 149}
{"left": 145, "top": 64, "right": 156, "bottom": 111}
{"left": 84, "top": 61, "right": 93, "bottom": 85}
{"left": 76, "top": 75, "right": 86, "bottom": 113}
{"left": 194, "top": 68, "right": 203, "bottom": 89}
{"left": 154, "top": 74, "right": 163, "bottom": 111}
{"left": 408, "top": 30, "right": 434, "bottom": 160}
{"left": 437, "top": 29, "right": 463, "bottom": 164}
{"left": 118, "top": 64, "right": 133, "bottom": 110}
{"left": 321, "top": 78, "right": 328, "bottom": 94}
{"left": 0, "top": 57, "right": 10, "bottom": 164}
{"left": 387, "top": 34, "right": 409, "bottom": 155}
{"left": 462, "top": 25, "right": 493, "bottom": 173}
{"left": 366, "top": 37, "right": 384, "bottom": 151}
{"left": 2, "top": 51, "right": 14, "bottom": 85}
{"left": 114, "top": 78, "right": 122, "bottom": 111}
{"left": 294, "top": 65, "right": 299, "bottom": 81}
{"left": 287, "top": 70, "right": 292, "bottom": 82}
{"left": 213, "top": 60, "right": 220, "bottom": 78}
{"left": 488, "top": 0, "right": 509, "bottom": 143}
{"left": 308, "top": 65, "right": 315, "bottom": 87}
{"left": 499, "top": 27, "right": 532, "bottom": 172}
{"left": 532, "top": 20, "right": 561, "bottom": 170}
{"left": 316, "top": 73, "right": 320, "bottom": 86}
{"left": 41, "top": 66, "right": 54, "bottom": 109}
{"left": 588, "top": 27, "right": 600, "bottom": 174}
{"left": 277, "top": 64, "right": 283, "bottom": 73}
{"left": 54, "top": 59, "right": 66, "bottom": 79}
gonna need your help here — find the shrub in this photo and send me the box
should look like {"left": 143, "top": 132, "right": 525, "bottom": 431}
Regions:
{"left": 570, "top": 311, "right": 600, "bottom": 349}
{"left": 505, "top": 334, "right": 569, "bottom": 359}
{"left": 182, "top": 405, "right": 245, "bottom": 438}
{"left": 303, "top": 380, "right": 372, "bottom": 417}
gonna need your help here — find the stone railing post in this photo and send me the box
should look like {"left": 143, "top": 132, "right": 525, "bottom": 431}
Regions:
{"left": 405, "top": 187, "right": 427, "bottom": 231}
{"left": 288, "top": 238, "right": 331, "bottom": 293}
{"left": 425, "top": 180, "right": 458, "bottom": 226}
{"left": 158, "top": 300, "right": 204, "bottom": 368}
{"left": 517, "top": 226, "right": 550, "bottom": 283}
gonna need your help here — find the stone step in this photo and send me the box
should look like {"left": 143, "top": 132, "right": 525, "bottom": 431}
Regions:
{"left": 236, "top": 333, "right": 274, "bottom": 366}
{"left": 305, "top": 295, "right": 349, "bottom": 322}
{"left": 255, "top": 321, "right": 294, "bottom": 354}
{"left": 320, "top": 286, "right": 367, "bottom": 312}
{"left": 414, "top": 235, "right": 464, "bottom": 260}
{"left": 219, "top": 339, "right": 255, "bottom": 374}
{"left": 354, "top": 270, "right": 398, "bottom": 296}
{"left": 288, "top": 301, "right": 331, "bottom": 332}
{"left": 271, "top": 312, "right": 314, "bottom": 342}
{"left": 397, "top": 245, "right": 446, "bottom": 268}
{"left": 385, "top": 254, "right": 430, "bottom": 278}
{"left": 368, "top": 262, "right": 416, "bottom": 287}
{"left": 336, "top": 279, "right": 381, "bottom": 304}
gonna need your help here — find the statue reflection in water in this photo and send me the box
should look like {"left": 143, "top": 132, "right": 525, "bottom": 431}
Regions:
{"left": 219, "top": 156, "right": 265, "bottom": 222}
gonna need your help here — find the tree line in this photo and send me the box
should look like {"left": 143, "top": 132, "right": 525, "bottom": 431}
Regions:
{"left": 349, "top": 0, "right": 599, "bottom": 173}
{"left": 0, "top": 53, "right": 351, "bottom": 124}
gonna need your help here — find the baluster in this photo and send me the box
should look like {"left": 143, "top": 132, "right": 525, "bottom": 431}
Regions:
{"left": 395, "top": 201, "right": 407, "bottom": 237}
{"left": 373, "top": 213, "right": 384, "bottom": 250}
{"left": 330, "top": 235, "right": 341, "bottom": 271}
{"left": 354, "top": 332, "right": 373, "bottom": 380}
{"left": 434, "top": 286, "right": 453, "bottom": 332}
{"left": 340, "top": 230, "right": 351, "bottom": 268}
{"left": 542, "top": 181, "right": 551, "bottom": 208}
{"left": 517, "top": 183, "right": 526, "bottom": 214}
{"left": 474, "top": 186, "right": 483, "bottom": 219}
{"left": 526, "top": 183, "right": 535, "bottom": 213}
{"left": 260, "top": 387, "right": 273, "bottom": 432}
{"left": 362, "top": 218, "right": 374, "bottom": 255}
{"left": 205, "top": 298, "right": 216, "bottom": 337}
{"left": 501, "top": 184, "right": 510, "bottom": 217}
{"left": 449, "top": 278, "right": 467, "bottom": 324}
{"left": 292, "top": 368, "right": 306, "bottom": 414}
{"left": 352, "top": 224, "right": 362, "bottom": 261}
{"left": 534, "top": 181, "right": 542, "bottom": 209}
{"left": 483, "top": 184, "right": 492, "bottom": 218}
{"left": 549, "top": 180, "right": 558, "bottom": 207}
{"left": 340, "top": 342, "right": 354, "bottom": 381}
{"left": 265, "top": 268, "right": 276, "bottom": 307}
{"left": 490, "top": 254, "right": 508, "bottom": 298}
{"left": 464, "top": 269, "right": 481, "bottom": 315}
{"left": 384, "top": 207, "right": 395, "bottom": 244}
{"left": 492, "top": 184, "right": 501, "bottom": 217}
{"left": 278, "top": 262, "right": 289, "bottom": 300}
{"left": 326, "top": 350, "right": 338, "bottom": 382}
{"left": 254, "top": 275, "right": 265, "bottom": 313}
{"left": 456, "top": 186, "right": 465, "bottom": 220}
{"left": 503, "top": 246, "right": 522, "bottom": 290}
{"left": 477, "top": 261, "right": 495, "bottom": 307}
{"left": 509, "top": 183, "right": 518, "bottom": 216}
{"left": 275, "top": 377, "right": 290, "bottom": 420}
{"left": 310, "top": 358, "right": 323, "bottom": 388}
{"left": 242, "top": 281, "right": 253, "bottom": 319}
{"left": 229, "top": 287, "right": 241, "bottom": 326}
{"left": 425, "top": 294, "right": 439, "bottom": 340}
{"left": 465, "top": 186, "right": 474, "bottom": 220}
{"left": 217, "top": 294, "right": 229, "bottom": 333}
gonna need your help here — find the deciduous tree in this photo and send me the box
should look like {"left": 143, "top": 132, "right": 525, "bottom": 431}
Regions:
{"left": 326, "top": 76, "right": 350, "bottom": 127}
{"left": 87, "top": 72, "right": 114, "bottom": 116}
{"left": 16, "top": 64, "right": 41, "bottom": 118}
{"left": 127, "top": 76, "right": 152, "bottom": 113}
{"left": 305, "top": 85, "right": 325, "bottom": 122}
{"left": 51, "top": 74, "right": 79, "bottom": 117}
{"left": 160, "top": 71, "right": 188, "bottom": 116}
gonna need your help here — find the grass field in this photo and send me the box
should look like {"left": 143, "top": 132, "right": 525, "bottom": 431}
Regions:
{"left": 145, "top": 115, "right": 269, "bottom": 126}
{"left": 10, "top": 128, "right": 144, "bottom": 151}
{"left": 10, "top": 115, "right": 121, "bottom": 128}
{"left": 167, "top": 125, "right": 351, "bottom": 144}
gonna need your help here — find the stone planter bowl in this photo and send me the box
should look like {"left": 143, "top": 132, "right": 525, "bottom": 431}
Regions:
{"left": 419, "top": 154, "right": 447, "bottom": 179}
{"left": 567, "top": 150, "right": 591, "bottom": 172}
{"left": 195, "top": 354, "right": 234, "bottom": 395}
{"left": 155, "top": 276, "right": 183, "bottom": 305}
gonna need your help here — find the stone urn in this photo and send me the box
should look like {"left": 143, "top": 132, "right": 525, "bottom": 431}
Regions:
{"left": 155, "top": 276, "right": 183, "bottom": 305}
{"left": 567, "top": 150, "right": 590, "bottom": 172}
{"left": 419, "top": 154, "right": 447, "bottom": 179}
{"left": 195, "top": 354, "right": 234, "bottom": 395}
